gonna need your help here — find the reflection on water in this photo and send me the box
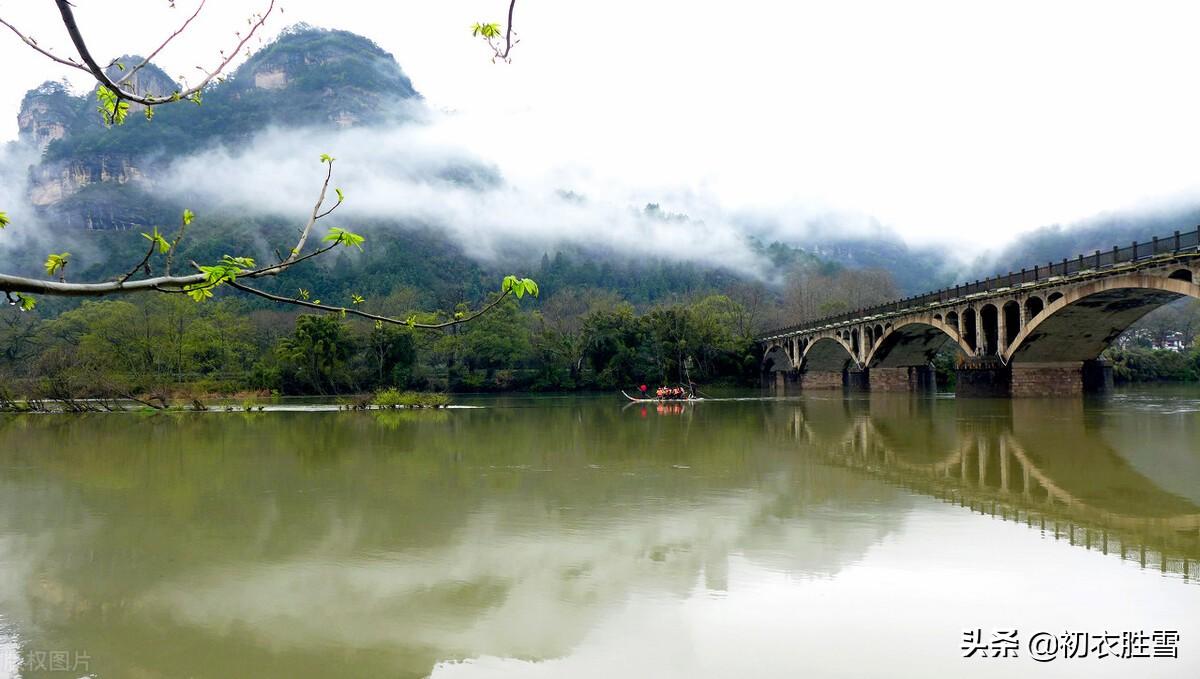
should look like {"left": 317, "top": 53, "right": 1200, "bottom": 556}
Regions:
{"left": 794, "top": 395, "right": 1200, "bottom": 579}
{"left": 0, "top": 388, "right": 1197, "bottom": 678}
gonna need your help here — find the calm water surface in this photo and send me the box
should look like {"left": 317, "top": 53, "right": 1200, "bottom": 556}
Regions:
{"left": 0, "top": 387, "right": 1198, "bottom": 678}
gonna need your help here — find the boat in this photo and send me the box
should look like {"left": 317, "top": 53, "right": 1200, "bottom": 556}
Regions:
{"left": 621, "top": 390, "right": 704, "bottom": 403}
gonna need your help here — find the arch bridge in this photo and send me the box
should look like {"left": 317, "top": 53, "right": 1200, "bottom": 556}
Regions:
{"left": 761, "top": 228, "right": 1200, "bottom": 396}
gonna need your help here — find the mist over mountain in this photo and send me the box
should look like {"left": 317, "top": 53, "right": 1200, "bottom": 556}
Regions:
{"left": 3, "top": 23, "right": 1198, "bottom": 312}
{"left": 972, "top": 203, "right": 1200, "bottom": 278}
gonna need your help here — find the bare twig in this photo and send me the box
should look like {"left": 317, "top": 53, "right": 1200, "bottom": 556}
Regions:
{"left": 120, "top": 239, "right": 158, "bottom": 284}
{"left": 0, "top": 16, "right": 89, "bottom": 73}
{"left": 475, "top": 0, "right": 520, "bottom": 62}
{"left": 227, "top": 279, "right": 516, "bottom": 330}
{"left": 165, "top": 218, "right": 190, "bottom": 276}
{"left": 53, "top": 0, "right": 276, "bottom": 106}
{"left": 115, "top": 0, "right": 208, "bottom": 86}
{"left": 0, "top": 162, "right": 334, "bottom": 297}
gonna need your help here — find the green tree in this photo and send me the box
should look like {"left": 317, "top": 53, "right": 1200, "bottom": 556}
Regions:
{"left": 277, "top": 315, "right": 355, "bottom": 394}
{"left": 366, "top": 324, "right": 417, "bottom": 389}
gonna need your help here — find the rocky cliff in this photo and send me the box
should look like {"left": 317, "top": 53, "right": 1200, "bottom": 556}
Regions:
{"left": 13, "top": 25, "right": 421, "bottom": 230}
{"left": 17, "top": 82, "right": 77, "bottom": 152}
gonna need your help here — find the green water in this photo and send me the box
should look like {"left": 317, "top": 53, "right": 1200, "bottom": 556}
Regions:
{"left": 1, "top": 388, "right": 1198, "bottom": 678}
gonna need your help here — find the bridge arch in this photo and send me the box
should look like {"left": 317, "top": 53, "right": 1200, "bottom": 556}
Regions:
{"left": 865, "top": 317, "right": 973, "bottom": 368}
{"left": 980, "top": 304, "right": 1000, "bottom": 355}
{"left": 1024, "top": 295, "right": 1044, "bottom": 321}
{"left": 1002, "top": 300, "right": 1021, "bottom": 347}
{"left": 1005, "top": 273, "right": 1200, "bottom": 363}
{"left": 962, "top": 308, "right": 978, "bottom": 352}
{"left": 801, "top": 336, "right": 858, "bottom": 371}
{"left": 762, "top": 344, "right": 794, "bottom": 373}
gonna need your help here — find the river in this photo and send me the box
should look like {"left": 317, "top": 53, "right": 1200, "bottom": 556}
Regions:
{"left": 0, "top": 387, "right": 1198, "bottom": 678}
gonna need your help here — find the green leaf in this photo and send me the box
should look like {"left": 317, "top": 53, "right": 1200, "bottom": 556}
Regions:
{"left": 192, "top": 255, "right": 254, "bottom": 298}
{"left": 15, "top": 293, "right": 35, "bottom": 312}
{"left": 95, "top": 86, "right": 129, "bottom": 126}
{"left": 114, "top": 62, "right": 125, "bottom": 71}
{"left": 0, "top": 211, "right": 9, "bottom": 229}
{"left": 335, "top": 187, "right": 344, "bottom": 203}
{"left": 141, "top": 227, "right": 170, "bottom": 253}
{"left": 322, "top": 227, "right": 365, "bottom": 250}
{"left": 351, "top": 294, "right": 365, "bottom": 305}
{"left": 221, "top": 255, "right": 256, "bottom": 269}
{"left": 472, "top": 22, "right": 503, "bottom": 38}
{"left": 144, "top": 106, "right": 154, "bottom": 122}
{"left": 319, "top": 153, "right": 335, "bottom": 164}
{"left": 43, "top": 252, "right": 70, "bottom": 277}
{"left": 297, "top": 288, "right": 310, "bottom": 301}
{"left": 182, "top": 209, "right": 195, "bottom": 225}
{"left": 501, "top": 275, "right": 538, "bottom": 301}
{"left": 185, "top": 285, "right": 213, "bottom": 302}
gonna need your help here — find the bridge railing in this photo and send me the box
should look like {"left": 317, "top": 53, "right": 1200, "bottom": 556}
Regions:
{"left": 762, "top": 226, "right": 1200, "bottom": 338}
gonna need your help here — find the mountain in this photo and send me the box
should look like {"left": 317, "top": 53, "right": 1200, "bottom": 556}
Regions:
{"left": 3, "top": 25, "right": 845, "bottom": 311}
{"left": 16, "top": 25, "right": 418, "bottom": 230}
{"left": 10, "top": 24, "right": 1200, "bottom": 311}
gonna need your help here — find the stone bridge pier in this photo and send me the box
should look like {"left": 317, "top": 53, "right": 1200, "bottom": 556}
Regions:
{"left": 760, "top": 231, "right": 1200, "bottom": 397}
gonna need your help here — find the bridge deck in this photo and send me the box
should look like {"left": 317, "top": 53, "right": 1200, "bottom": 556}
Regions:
{"left": 761, "top": 227, "right": 1200, "bottom": 341}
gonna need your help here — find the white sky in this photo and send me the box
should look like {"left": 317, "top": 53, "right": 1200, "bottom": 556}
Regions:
{"left": 2, "top": 0, "right": 1200, "bottom": 252}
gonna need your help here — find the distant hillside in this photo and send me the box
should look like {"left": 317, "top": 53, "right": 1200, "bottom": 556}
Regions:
{"left": 972, "top": 204, "right": 1200, "bottom": 280}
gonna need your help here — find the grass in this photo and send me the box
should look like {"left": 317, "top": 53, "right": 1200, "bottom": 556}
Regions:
{"left": 370, "top": 389, "right": 451, "bottom": 408}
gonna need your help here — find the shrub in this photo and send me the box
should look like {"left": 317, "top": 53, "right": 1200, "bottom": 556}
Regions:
{"left": 371, "top": 389, "right": 451, "bottom": 408}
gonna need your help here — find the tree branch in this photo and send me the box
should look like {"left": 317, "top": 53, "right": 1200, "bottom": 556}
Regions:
{"left": 0, "top": 16, "right": 89, "bottom": 73}
{"left": 120, "top": 239, "right": 158, "bottom": 284}
{"left": 257, "top": 160, "right": 333, "bottom": 276}
{"left": 53, "top": 0, "right": 276, "bottom": 106}
{"left": 500, "top": 0, "right": 517, "bottom": 60}
{"left": 165, "top": 216, "right": 190, "bottom": 276}
{"left": 0, "top": 162, "right": 333, "bottom": 297}
{"left": 227, "top": 279, "right": 516, "bottom": 330}
{"left": 0, "top": 272, "right": 208, "bottom": 297}
{"left": 115, "top": 0, "right": 208, "bottom": 87}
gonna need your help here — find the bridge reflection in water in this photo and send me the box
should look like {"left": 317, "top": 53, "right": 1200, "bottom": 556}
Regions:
{"left": 772, "top": 394, "right": 1200, "bottom": 583}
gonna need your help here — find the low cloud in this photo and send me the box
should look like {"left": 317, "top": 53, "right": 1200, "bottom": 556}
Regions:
{"left": 157, "top": 112, "right": 855, "bottom": 278}
{"left": 0, "top": 143, "right": 44, "bottom": 255}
